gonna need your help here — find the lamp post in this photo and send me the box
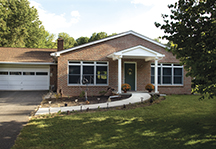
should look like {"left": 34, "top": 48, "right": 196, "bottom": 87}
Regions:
{"left": 49, "top": 101, "right": 51, "bottom": 114}
{"left": 141, "top": 97, "right": 144, "bottom": 103}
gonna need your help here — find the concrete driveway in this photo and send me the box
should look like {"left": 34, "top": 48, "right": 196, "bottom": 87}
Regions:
{"left": 0, "top": 91, "right": 47, "bottom": 149}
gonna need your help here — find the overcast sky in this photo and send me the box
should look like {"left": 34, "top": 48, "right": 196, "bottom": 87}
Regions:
{"left": 29, "top": 0, "right": 177, "bottom": 43}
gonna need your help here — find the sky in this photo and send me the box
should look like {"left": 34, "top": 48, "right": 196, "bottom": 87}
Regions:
{"left": 29, "top": 0, "right": 177, "bottom": 43}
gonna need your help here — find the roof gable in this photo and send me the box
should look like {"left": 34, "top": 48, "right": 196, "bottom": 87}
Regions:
{"left": 51, "top": 30, "right": 168, "bottom": 57}
{"left": 107, "top": 45, "right": 165, "bottom": 61}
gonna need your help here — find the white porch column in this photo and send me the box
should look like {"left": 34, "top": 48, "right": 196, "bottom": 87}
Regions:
{"left": 154, "top": 57, "right": 159, "bottom": 93}
{"left": 117, "top": 55, "right": 122, "bottom": 94}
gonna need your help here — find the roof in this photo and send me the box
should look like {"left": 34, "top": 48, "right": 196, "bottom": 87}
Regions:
{"left": 51, "top": 30, "right": 168, "bottom": 57}
{"left": 0, "top": 47, "right": 57, "bottom": 64}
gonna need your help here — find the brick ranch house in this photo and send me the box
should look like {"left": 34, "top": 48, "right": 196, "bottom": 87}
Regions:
{"left": 0, "top": 31, "right": 191, "bottom": 96}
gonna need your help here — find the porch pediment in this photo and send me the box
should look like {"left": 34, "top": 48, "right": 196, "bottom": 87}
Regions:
{"left": 107, "top": 45, "right": 165, "bottom": 61}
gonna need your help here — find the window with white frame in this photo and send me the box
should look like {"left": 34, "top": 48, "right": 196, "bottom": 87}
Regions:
{"left": 68, "top": 61, "right": 108, "bottom": 85}
{"left": 151, "top": 64, "right": 183, "bottom": 85}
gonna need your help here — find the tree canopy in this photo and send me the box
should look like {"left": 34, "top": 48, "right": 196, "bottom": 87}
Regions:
{"left": 75, "top": 36, "right": 89, "bottom": 46}
{"left": 58, "top": 32, "right": 117, "bottom": 49}
{"left": 0, "top": 0, "right": 56, "bottom": 48}
{"left": 155, "top": 0, "right": 216, "bottom": 98}
{"left": 58, "top": 32, "right": 77, "bottom": 49}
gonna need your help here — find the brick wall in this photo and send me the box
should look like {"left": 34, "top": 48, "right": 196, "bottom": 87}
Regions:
{"left": 50, "top": 65, "right": 57, "bottom": 91}
{"left": 57, "top": 34, "right": 191, "bottom": 96}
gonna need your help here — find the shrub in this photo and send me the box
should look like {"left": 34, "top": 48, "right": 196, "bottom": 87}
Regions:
{"left": 79, "top": 91, "right": 85, "bottom": 98}
{"left": 145, "top": 84, "right": 155, "bottom": 91}
{"left": 99, "top": 90, "right": 107, "bottom": 96}
{"left": 121, "top": 83, "right": 131, "bottom": 91}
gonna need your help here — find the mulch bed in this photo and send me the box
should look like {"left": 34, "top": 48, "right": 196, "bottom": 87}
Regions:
{"left": 40, "top": 95, "right": 132, "bottom": 108}
{"left": 34, "top": 95, "right": 166, "bottom": 118}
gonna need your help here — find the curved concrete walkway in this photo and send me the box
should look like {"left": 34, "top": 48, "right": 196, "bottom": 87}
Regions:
{"left": 35, "top": 93, "right": 151, "bottom": 115}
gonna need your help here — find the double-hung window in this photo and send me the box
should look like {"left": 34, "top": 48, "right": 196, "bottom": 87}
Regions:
{"left": 68, "top": 61, "right": 108, "bottom": 85}
{"left": 151, "top": 64, "right": 183, "bottom": 85}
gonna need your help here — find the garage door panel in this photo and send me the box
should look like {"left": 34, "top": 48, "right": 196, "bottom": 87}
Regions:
{"left": 8, "top": 80, "right": 22, "bottom": 86}
{"left": 35, "top": 81, "right": 49, "bottom": 86}
{"left": 0, "top": 77, "right": 8, "bottom": 84}
{"left": 35, "top": 86, "right": 49, "bottom": 90}
{"left": 8, "top": 85, "right": 22, "bottom": 90}
{"left": 22, "top": 85, "right": 37, "bottom": 90}
{"left": 7, "top": 76, "right": 22, "bottom": 80}
{"left": 0, "top": 80, "right": 8, "bottom": 85}
{"left": 0, "top": 86, "right": 8, "bottom": 90}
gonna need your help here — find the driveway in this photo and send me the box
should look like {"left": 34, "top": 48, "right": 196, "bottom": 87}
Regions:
{"left": 0, "top": 91, "right": 47, "bottom": 149}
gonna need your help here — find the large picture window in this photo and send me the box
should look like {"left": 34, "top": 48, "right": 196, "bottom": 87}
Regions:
{"left": 68, "top": 61, "right": 108, "bottom": 85}
{"left": 151, "top": 64, "right": 183, "bottom": 85}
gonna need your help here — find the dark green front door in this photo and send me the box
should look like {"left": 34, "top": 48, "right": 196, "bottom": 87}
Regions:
{"left": 124, "top": 63, "right": 135, "bottom": 91}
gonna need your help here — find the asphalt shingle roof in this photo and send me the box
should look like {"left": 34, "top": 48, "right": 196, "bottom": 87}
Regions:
{"left": 0, "top": 47, "right": 57, "bottom": 63}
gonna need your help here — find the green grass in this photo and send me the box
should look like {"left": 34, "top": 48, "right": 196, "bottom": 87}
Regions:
{"left": 12, "top": 95, "right": 216, "bottom": 149}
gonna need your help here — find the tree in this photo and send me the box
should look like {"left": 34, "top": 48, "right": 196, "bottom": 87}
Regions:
{"left": 0, "top": 0, "right": 53, "bottom": 48}
{"left": 58, "top": 31, "right": 117, "bottom": 48}
{"left": 25, "top": 27, "right": 56, "bottom": 49}
{"left": 88, "top": 32, "right": 117, "bottom": 42}
{"left": 153, "top": 38, "right": 162, "bottom": 43}
{"left": 58, "top": 32, "right": 77, "bottom": 49}
{"left": 155, "top": 0, "right": 216, "bottom": 98}
{"left": 75, "top": 36, "right": 89, "bottom": 46}
{"left": 89, "top": 32, "right": 108, "bottom": 42}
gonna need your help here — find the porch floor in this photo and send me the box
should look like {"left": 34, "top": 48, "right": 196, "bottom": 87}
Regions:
{"left": 35, "top": 93, "right": 151, "bottom": 115}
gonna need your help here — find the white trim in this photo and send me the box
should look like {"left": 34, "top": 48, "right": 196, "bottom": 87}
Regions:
{"left": 118, "top": 57, "right": 122, "bottom": 93}
{"left": 118, "top": 45, "right": 164, "bottom": 56}
{"left": 51, "top": 30, "right": 168, "bottom": 57}
{"left": 154, "top": 59, "right": 158, "bottom": 93}
{"left": 0, "top": 62, "right": 56, "bottom": 65}
{"left": 124, "top": 62, "right": 137, "bottom": 91}
{"left": 158, "top": 85, "right": 184, "bottom": 87}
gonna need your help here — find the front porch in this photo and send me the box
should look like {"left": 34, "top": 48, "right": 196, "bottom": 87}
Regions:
{"left": 107, "top": 45, "right": 165, "bottom": 94}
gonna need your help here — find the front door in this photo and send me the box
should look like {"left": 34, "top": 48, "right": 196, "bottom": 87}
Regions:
{"left": 124, "top": 63, "right": 136, "bottom": 91}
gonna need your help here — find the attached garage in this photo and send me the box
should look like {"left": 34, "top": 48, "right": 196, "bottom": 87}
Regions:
{"left": 0, "top": 65, "right": 50, "bottom": 90}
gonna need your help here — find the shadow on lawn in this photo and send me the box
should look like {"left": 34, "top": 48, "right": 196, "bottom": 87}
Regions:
{"left": 13, "top": 109, "right": 216, "bottom": 149}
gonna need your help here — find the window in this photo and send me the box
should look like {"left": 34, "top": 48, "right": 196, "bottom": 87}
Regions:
{"left": 96, "top": 66, "right": 107, "bottom": 84}
{"left": 68, "top": 61, "right": 108, "bottom": 85}
{"left": 163, "top": 68, "right": 172, "bottom": 84}
{"left": 69, "top": 66, "right": 80, "bottom": 84}
{"left": 151, "top": 64, "right": 183, "bottom": 85}
{"left": 23, "top": 72, "right": 35, "bottom": 75}
{"left": 83, "top": 66, "right": 94, "bottom": 84}
{"left": 174, "top": 68, "right": 183, "bottom": 84}
{"left": 36, "top": 72, "right": 48, "bottom": 75}
{"left": 151, "top": 67, "right": 161, "bottom": 84}
{"left": 10, "top": 72, "right": 22, "bottom": 75}
{"left": 0, "top": 71, "right": 8, "bottom": 75}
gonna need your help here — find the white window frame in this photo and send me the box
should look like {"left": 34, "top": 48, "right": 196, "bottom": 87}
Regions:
{"left": 151, "top": 63, "right": 184, "bottom": 86}
{"left": 68, "top": 61, "right": 109, "bottom": 86}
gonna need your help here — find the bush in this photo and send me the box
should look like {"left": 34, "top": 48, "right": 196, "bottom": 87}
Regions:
{"left": 145, "top": 84, "right": 155, "bottom": 91}
{"left": 121, "top": 83, "right": 131, "bottom": 91}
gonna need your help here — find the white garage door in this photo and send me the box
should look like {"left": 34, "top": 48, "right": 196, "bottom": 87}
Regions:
{"left": 0, "top": 67, "right": 49, "bottom": 90}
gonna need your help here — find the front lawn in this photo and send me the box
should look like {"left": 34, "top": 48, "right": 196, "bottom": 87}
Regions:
{"left": 13, "top": 95, "right": 216, "bottom": 149}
